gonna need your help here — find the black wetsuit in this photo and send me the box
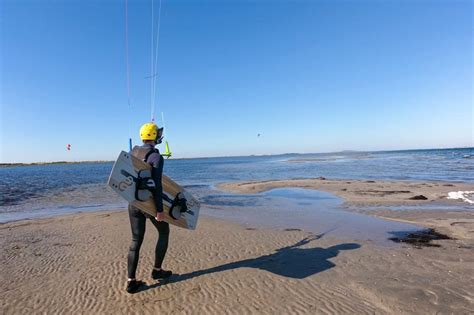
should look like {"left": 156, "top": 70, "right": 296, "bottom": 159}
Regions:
{"left": 127, "top": 144, "right": 169, "bottom": 280}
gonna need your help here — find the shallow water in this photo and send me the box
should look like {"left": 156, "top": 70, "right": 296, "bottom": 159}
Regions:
{"left": 203, "top": 188, "right": 421, "bottom": 245}
{"left": 0, "top": 183, "right": 127, "bottom": 223}
{"left": 0, "top": 148, "right": 472, "bottom": 242}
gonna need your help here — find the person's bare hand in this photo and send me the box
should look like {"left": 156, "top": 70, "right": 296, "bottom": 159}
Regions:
{"left": 156, "top": 212, "right": 165, "bottom": 222}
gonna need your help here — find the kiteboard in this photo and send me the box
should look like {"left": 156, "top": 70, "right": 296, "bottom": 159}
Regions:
{"left": 108, "top": 151, "right": 200, "bottom": 230}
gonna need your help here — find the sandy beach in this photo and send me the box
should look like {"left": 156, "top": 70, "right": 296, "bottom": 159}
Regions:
{"left": 1, "top": 178, "right": 474, "bottom": 314}
{"left": 3, "top": 0, "right": 472, "bottom": 313}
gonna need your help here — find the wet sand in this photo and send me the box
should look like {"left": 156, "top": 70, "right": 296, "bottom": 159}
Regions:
{"left": 218, "top": 178, "right": 474, "bottom": 243}
{"left": 218, "top": 178, "right": 474, "bottom": 206}
{"left": 1, "top": 205, "right": 474, "bottom": 314}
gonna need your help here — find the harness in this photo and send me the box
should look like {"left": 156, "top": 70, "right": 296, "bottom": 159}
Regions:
{"left": 131, "top": 146, "right": 188, "bottom": 219}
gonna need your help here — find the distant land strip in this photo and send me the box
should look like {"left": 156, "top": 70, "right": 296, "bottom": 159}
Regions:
{"left": 0, "top": 161, "right": 114, "bottom": 167}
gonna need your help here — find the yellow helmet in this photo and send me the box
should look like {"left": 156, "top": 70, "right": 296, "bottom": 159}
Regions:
{"left": 139, "top": 122, "right": 163, "bottom": 142}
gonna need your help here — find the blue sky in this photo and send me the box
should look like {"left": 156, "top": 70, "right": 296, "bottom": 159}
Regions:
{"left": 1, "top": 0, "right": 472, "bottom": 162}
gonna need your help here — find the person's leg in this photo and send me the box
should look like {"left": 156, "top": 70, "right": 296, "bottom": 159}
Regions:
{"left": 127, "top": 206, "right": 146, "bottom": 280}
{"left": 149, "top": 218, "right": 171, "bottom": 279}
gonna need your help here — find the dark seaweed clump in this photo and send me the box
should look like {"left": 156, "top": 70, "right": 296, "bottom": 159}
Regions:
{"left": 409, "top": 195, "right": 428, "bottom": 200}
{"left": 389, "top": 229, "right": 452, "bottom": 248}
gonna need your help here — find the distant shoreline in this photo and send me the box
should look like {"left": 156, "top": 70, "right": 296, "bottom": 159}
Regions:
{"left": 0, "top": 161, "right": 113, "bottom": 167}
{"left": 1, "top": 146, "right": 472, "bottom": 166}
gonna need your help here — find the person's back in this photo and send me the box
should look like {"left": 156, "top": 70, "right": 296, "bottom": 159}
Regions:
{"left": 126, "top": 123, "right": 172, "bottom": 294}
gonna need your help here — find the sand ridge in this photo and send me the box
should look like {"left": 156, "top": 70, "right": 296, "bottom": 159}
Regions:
{"left": 218, "top": 178, "right": 474, "bottom": 206}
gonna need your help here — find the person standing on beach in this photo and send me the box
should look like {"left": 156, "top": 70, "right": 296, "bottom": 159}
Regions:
{"left": 126, "top": 122, "right": 172, "bottom": 294}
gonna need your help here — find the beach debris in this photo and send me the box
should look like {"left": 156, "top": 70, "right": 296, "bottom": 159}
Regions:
{"left": 447, "top": 191, "right": 474, "bottom": 204}
{"left": 389, "top": 229, "right": 452, "bottom": 248}
{"left": 409, "top": 195, "right": 428, "bottom": 200}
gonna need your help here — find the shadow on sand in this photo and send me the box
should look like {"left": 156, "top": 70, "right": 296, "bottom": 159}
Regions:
{"left": 159, "top": 233, "right": 360, "bottom": 287}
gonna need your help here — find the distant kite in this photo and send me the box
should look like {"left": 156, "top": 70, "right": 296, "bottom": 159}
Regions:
{"left": 66, "top": 144, "right": 71, "bottom": 151}
{"left": 257, "top": 133, "right": 261, "bottom": 137}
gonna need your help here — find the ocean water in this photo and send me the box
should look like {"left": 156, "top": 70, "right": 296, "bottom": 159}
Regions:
{"left": 1, "top": 148, "right": 473, "bottom": 242}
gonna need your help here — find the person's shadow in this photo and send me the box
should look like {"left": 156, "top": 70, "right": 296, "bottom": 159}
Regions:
{"left": 160, "top": 232, "right": 360, "bottom": 286}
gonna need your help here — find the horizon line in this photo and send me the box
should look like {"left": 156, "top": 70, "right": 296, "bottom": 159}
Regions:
{"left": 1, "top": 146, "right": 472, "bottom": 166}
